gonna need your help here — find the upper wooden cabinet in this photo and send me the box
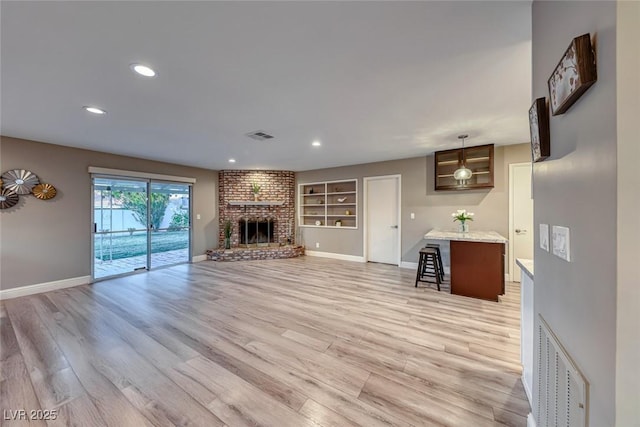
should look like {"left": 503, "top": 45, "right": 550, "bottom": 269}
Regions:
{"left": 434, "top": 144, "right": 494, "bottom": 190}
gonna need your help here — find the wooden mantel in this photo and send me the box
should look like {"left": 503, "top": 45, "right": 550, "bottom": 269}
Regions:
{"left": 228, "top": 200, "right": 285, "bottom": 207}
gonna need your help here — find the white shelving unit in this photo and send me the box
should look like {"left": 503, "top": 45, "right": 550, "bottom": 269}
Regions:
{"left": 298, "top": 179, "right": 357, "bottom": 228}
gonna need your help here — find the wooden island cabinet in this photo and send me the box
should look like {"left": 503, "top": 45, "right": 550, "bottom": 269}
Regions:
{"left": 424, "top": 229, "right": 508, "bottom": 301}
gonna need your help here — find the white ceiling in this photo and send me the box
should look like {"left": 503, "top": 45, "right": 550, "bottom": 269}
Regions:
{"left": 1, "top": 1, "right": 532, "bottom": 172}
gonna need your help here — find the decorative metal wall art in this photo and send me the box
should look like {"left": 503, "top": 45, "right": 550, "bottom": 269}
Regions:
{"left": 1, "top": 169, "right": 40, "bottom": 194}
{"left": 0, "top": 188, "right": 19, "bottom": 209}
{"left": 32, "top": 183, "right": 57, "bottom": 200}
{"left": 0, "top": 168, "right": 58, "bottom": 209}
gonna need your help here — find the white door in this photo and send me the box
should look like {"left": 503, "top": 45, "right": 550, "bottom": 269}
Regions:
{"left": 510, "top": 163, "right": 534, "bottom": 282}
{"left": 365, "top": 175, "right": 400, "bottom": 265}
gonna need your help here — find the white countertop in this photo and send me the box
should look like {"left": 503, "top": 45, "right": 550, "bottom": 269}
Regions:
{"left": 424, "top": 229, "right": 508, "bottom": 244}
{"left": 516, "top": 258, "right": 534, "bottom": 280}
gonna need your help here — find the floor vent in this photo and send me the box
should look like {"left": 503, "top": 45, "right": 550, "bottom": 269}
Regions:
{"left": 246, "top": 130, "right": 274, "bottom": 141}
{"left": 535, "top": 314, "right": 588, "bottom": 427}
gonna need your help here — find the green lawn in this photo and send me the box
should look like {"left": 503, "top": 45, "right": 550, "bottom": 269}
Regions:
{"left": 94, "top": 230, "right": 189, "bottom": 260}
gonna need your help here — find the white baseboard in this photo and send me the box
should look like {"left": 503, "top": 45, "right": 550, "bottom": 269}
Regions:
{"left": 191, "top": 254, "right": 207, "bottom": 263}
{"left": 400, "top": 261, "right": 418, "bottom": 270}
{"left": 527, "top": 413, "right": 536, "bottom": 427}
{"left": 305, "top": 250, "right": 365, "bottom": 263}
{"left": 0, "top": 275, "right": 92, "bottom": 300}
{"left": 522, "top": 373, "right": 533, "bottom": 406}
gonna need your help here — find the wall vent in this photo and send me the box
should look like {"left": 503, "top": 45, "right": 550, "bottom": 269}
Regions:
{"left": 246, "top": 130, "right": 274, "bottom": 141}
{"left": 535, "top": 314, "right": 588, "bottom": 427}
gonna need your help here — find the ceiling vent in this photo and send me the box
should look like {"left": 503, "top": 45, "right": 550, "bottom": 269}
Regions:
{"left": 246, "top": 130, "right": 274, "bottom": 141}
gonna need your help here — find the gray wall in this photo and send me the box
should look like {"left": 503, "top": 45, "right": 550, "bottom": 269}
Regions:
{"left": 296, "top": 144, "right": 530, "bottom": 270}
{"left": 0, "top": 136, "right": 218, "bottom": 290}
{"left": 532, "top": 2, "right": 617, "bottom": 426}
{"left": 616, "top": 1, "right": 640, "bottom": 424}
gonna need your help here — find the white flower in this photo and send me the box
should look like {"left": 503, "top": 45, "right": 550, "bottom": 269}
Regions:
{"left": 468, "top": 212, "right": 475, "bottom": 216}
{"left": 451, "top": 213, "right": 457, "bottom": 217}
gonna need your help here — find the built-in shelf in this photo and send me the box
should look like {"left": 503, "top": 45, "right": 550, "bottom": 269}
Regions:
{"left": 299, "top": 179, "right": 358, "bottom": 228}
{"left": 228, "top": 200, "right": 285, "bottom": 206}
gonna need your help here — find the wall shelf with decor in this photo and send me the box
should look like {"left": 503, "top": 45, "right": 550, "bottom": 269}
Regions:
{"left": 299, "top": 179, "right": 357, "bottom": 228}
{"left": 434, "top": 144, "right": 494, "bottom": 190}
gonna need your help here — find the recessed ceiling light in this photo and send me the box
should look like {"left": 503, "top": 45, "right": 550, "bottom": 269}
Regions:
{"left": 130, "top": 64, "right": 157, "bottom": 77}
{"left": 312, "top": 140, "right": 321, "bottom": 147}
{"left": 83, "top": 106, "right": 107, "bottom": 115}
{"left": 228, "top": 158, "right": 236, "bottom": 163}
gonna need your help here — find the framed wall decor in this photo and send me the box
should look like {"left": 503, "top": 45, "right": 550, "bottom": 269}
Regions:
{"left": 529, "top": 97, "right": 550, "bottom": 162}
{"left": 548, "top": 33, "right": 597, "bottom": 116}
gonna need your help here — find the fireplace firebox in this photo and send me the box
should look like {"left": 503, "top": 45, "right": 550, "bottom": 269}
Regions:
{"left": 239, "top": 218, "right": 275, "bottom": 245}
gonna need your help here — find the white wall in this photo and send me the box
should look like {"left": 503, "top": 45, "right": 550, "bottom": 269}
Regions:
{"left": 532, "top": 2, "right": 617, "bottom": 425}
{"left": 615, "top": 1, "right": 640, "bottom": 425}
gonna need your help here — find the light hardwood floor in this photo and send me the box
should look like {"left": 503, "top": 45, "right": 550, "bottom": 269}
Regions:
{"left": 1, "top": 257, "right": 529, "bottom": 426}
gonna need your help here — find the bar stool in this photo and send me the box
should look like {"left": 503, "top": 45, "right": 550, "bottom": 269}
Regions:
{"left": 425, "top": 243, "right": 445, "bottom": 282}
{"left": 415, "top": 247, "right": 443, "bottom": 291}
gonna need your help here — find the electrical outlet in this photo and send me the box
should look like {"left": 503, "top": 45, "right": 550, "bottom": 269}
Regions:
{"left": 410, "top": 212, "right": 415, "bottom": 220}
{"left": 196, "top": 214, "right": 201, "bottom": 220}
{"left": 315, "top": 242, "right": 320, "bottom": 248}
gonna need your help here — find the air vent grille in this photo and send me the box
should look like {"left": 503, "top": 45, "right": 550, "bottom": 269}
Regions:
{"left": 535, "top": 314, "right": 588, "bottom": 427}
{"left": 246, "top": 130, "right": 274, "bottom": 141}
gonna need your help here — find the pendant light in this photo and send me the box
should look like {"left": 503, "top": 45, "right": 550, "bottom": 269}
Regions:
{"left": 453, "top": 134, "right": 473, "bottom": 182}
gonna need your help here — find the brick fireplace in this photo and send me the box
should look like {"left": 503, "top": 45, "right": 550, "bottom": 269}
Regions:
{"left": 217, "top": 170, "right": 296, "bottom": 248}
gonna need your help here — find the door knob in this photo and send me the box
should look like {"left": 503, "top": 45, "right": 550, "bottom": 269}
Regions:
{"left": 515, "top": 229, "right": 527, "bottom": 234}
{"left": 390, "top": 225, "right": 398, "bottom": 229}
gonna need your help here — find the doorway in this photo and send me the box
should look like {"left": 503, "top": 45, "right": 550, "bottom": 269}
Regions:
{"left": 509, "top": 162, "right": 534, "bottom": 282}
{"left": 92, "top": 176, "right": 192, "bottom": 280}
{"left": 364, "top": 175, "right": 401, "bottom": 265}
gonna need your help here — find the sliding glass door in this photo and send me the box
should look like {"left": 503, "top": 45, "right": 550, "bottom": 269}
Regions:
{"left": 92, "top": 176, "right": 192, "bottom": 280}
{"left": 150, "top": 182, "right": 191, "bottom": 269}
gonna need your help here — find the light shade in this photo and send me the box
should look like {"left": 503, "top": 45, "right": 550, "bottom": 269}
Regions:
{"left": 453, "top": 166, "right": 473, "bottom": 181}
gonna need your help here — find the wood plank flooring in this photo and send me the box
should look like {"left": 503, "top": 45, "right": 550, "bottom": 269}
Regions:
{"left": 1, "top": 257, "right": 530, "bottom": 426}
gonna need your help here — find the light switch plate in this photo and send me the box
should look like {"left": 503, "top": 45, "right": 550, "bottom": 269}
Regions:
{"left": 410, "top": 212, "right": 415, "bottom": 220}
{"left": 539, "top": 223, "right": 549, "bottom": 251}
{"left": 552, "top": 226, "right": 570, "bottom": 261}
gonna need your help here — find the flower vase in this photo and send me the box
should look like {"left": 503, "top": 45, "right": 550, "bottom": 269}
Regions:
{"left": 253, "top": 194, "right": 259, "bottom": 202}
{"left": 459, "top": 221, "right": 469, "bottom": 233}
{"left": 224, "top": 237, "right": 231, "bottom": 249}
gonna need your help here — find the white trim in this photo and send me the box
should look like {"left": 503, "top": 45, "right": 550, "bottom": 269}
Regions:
{"left": 0, "top": 276, "right": 91, "bottom": 300}
{"left": 305, "top": 250, "right": 365, "bottom": 263}
{"left": 192, "top": 254, "right": 207, "bottom": 263}
{"left": 526, "top": 413, "right": 536, "bottom": 427}
{"left": 522, "top": 373, "right": 533, "bottom": 405}
{"left": 88, "top": 166, "right": 196, "bottom": 183}
{"left": 363, "top": 174, "right": 402, "bottom": 266}
{"left": 400, "top": 261, "right": 419, "bottom": 270}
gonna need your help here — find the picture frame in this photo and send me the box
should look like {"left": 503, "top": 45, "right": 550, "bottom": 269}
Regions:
{"left": 547, "top": 33, "right": 597, "bottom": 116}
{"left": 528, "top": 97, "right": 550, "bottom": 162}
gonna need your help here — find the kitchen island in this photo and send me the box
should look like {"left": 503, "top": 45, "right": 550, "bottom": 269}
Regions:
{"left": 424, "top": 229, "right": 508, "bottom": 301}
